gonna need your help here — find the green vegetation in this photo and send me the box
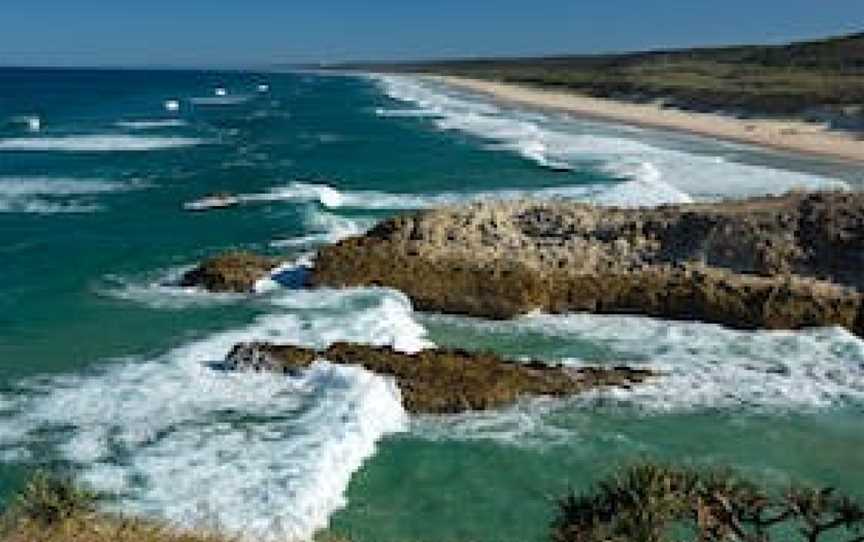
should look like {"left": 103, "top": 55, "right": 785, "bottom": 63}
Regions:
{"left": 552, "top": 463, "right": 864, "bottom": 542}
{"left": 354, "top": 32, "right": 864, "bottom": 124}
{"left": 0, "top": 473, "right": 234, "bottom": 542}
{"left": 4, "top": 466, "right": 862, "bottom": 542}
{"left": 7, "top": 472, "right": 98, "bottom": 526}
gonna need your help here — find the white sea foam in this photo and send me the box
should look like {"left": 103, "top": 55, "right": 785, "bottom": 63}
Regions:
{"left": 117, "top": 119, "right": 188, "bottom": 129}
{"left": 374, "top": 107, "right": 442, "bottom": 118}
{"left": 0, "top": 177, "right": 140, "bottom": 214}
{"left": 100, "top": 267, "right": 245, "bottom": 310}
{"left": 429, "top": 313, "right": 864, "bottom": 412}
{"left": 412, "top": 313, "right": 864, "bottom": 445}
{"left": 0, "top": 135, "right": 204, "bottom": 152}
{"left": 258, "top": 182, "right": 560, "bottom": 249}
{"left": 271, "top": 208, "right": 377, "bottom": 248}
{"left": 0, "top": 288, "right": 428, "bottom": 541}
{"left": 374, "top": 75, "right": 849, "bottom": 205}
{"left": 103, "top": 255, "right": 314, "bottom": 309}
{"left": 246, "top": 180, "right": 685, "bottom": 213}
{"left": 242, "top": 182, "right": 348, "bottom": 207}
{"left": 411, "top": 396, "right": 576, "bottom": 448}
{"left": 594, "top": 161, "right": 693, "bottom": 206}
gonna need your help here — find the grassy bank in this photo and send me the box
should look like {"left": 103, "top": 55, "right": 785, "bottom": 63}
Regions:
{"left": 349, "top": 33, "right": 864, "bottom": 126}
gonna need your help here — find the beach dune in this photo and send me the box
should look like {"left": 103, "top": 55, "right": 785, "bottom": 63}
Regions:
{"left": 434, "top": 75, "right": 864, "bottom": 164}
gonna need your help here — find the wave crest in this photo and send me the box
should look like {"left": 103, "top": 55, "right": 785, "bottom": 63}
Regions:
{"left": 0, "top": 177, "right": 143, "bottom": 214}
{"left": 374, "top": 75, "right": 849, "bottom": 206}
{"left": 0, "top": 288, "right": 426, "bottom": 541}
{"left": 0, "top": 135, "right": 204, "bottom": 152}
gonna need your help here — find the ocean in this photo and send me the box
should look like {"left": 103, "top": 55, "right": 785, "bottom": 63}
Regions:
{"left": 0, "top": 67, "right": 862, "bottom": 542}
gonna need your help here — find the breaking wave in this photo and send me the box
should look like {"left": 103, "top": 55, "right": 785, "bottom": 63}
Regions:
{"left": 0, "top": 289, "right": 428, "bottom": 541}
{"left": 453, "top": 312, "right": 863, "bottom": 411}
{"left": 414, "top": 312, "right": 864, "bottom": 445}
{"left": 0, "top": 135, "right": 204, "bottom": 152}
{"left": 243, "top": 180, "right": 682, "bottom": 212}
{"left": 0, "top": 177, "right": 141, "bottom": 214}
{"left": 374, "top": 75, "right": 848, "bottom": 206}
{"left": 271, "top": 207, "right": 377, "bottom": 249}
{"left": 116, "top": 120, "right": 188, "bottom": 130}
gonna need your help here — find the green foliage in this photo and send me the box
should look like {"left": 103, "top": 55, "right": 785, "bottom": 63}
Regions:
{"left": 9, "top": 471, "right": 99, "bottom": 526}
{"left": 0, "top": 473, "right": 238, "bottom": 542}
{"left": 357, "top": 32, "right": 864, "bottom": 119}
{"left": 552, "top": 463, "right": 864, "bottom": 542}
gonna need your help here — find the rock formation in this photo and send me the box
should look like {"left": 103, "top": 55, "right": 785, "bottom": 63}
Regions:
{"left": 223, "top": 342, "right": 656, "bottom": 414}
{"left": 311, "top": 191, "right": 864, "bottom": 335}
{"left": 181, "top": 251, "right": 281, "bottom": 293}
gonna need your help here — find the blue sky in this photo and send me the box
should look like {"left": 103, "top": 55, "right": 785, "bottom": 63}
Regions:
{"left": 0, "top": 0, "right": 861, "bottom": 67}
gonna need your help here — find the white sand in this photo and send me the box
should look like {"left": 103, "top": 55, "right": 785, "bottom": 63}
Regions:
{"left": 434, "top": 75, "right": 864, "bottom": 164}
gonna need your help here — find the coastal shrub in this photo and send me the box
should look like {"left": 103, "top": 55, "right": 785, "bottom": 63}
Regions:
{"left": 0, "top": 472, "right": 236, "bottom": 542}
{"left": 551, "top": 463, "right": 864, "bottom": 542}
{"left": 386, "top": 33, "right": 864, "bottom": 118}
{"left": 8, "top": 471, "right": 99, "bottom": 525}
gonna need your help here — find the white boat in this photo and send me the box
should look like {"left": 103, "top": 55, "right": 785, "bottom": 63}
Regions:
{"left": 215, "top": 87, "right": 228, "bottom": 97}
{"left": 8, "top": 115, "right": 42, "bottom": 131}
{"left": 183, "top": 193, "right": 240, "bottom": 211}
{"left": 257, "top": 84, "right": 270, "bottom": 93}
{"left": 164, "top": 99, "right": 180, "bottom": 112}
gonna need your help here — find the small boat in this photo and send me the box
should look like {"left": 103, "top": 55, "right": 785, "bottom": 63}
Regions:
{"left": 183, "top": 192, "right": 240, "bottom": 211}
{"left": 257, "top": 84, "right": 270, "bottom": 93}
{"left": 7, "top": 115, "right": 42, "bottom": 131}
{"left": 164, "top": 99, "right": 180, "bottom": 112}
{"left": 215, "top": 87, "right": 228, "bottom": 97}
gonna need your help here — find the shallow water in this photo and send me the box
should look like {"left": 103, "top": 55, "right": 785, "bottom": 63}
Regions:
{"left": 0, "top": 68, "right": 861, "bottom": 542}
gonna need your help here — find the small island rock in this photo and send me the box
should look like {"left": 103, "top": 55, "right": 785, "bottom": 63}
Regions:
{"left": 181, "top": 251, "right": 282, "bottom": 293}
{"left": 223, "top": 341, "right": 656, "bottom": 414}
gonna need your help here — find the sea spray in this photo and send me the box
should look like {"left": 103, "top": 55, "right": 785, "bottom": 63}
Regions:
{"left": 412, "top": 312, "right": 864, "bottom": 446}
{"left": 0, "top": 288, "right": 428, "bottom": 541}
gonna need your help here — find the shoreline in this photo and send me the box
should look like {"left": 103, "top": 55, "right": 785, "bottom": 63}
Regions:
{"left": 428, "top": 75, "right": 864, "bottom": 166}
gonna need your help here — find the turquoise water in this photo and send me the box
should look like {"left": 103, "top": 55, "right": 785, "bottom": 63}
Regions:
{"left": 0, "top": 68, "right": 862, "bottom": 542}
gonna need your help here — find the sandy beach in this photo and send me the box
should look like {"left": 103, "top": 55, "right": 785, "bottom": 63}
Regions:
{"left": 434, "top": 75, "right": 864, "bottom": 164}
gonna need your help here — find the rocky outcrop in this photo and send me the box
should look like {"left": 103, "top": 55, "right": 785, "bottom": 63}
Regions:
{"left": 181, "top": 251, "right": 281, "bottom": 293}
{"left": 311, "top": 191, "right": 864, "bottom": 335}
{"left": 223, "top": 342, "right": 656, "bottom": 414}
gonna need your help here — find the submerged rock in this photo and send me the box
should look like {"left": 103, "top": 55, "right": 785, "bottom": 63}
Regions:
{"left": 223, "top": 342, "right": 318, "bottom": 373}
{"left": 180, "top": 251, "right": 282, "bottom": 293}
{"left": 311, "top": 191, "right": 864, "bottom": 335}
{"left": 223, "top": 341, "right": 656, "bottom": 414}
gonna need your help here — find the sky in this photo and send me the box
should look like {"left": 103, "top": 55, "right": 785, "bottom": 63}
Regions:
{"left": 0, "top": 0, "right": 861, "bottom": 68}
